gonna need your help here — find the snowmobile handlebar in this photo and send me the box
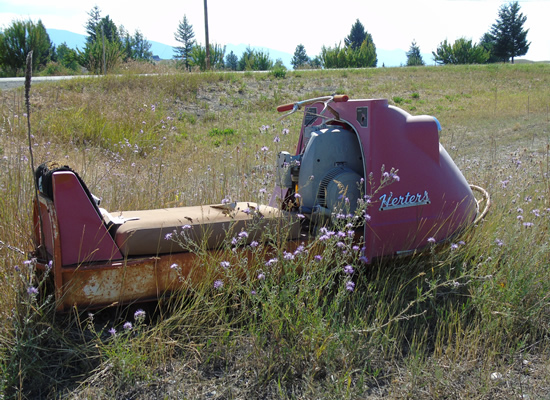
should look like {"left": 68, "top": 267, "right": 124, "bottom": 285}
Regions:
{"left": 276, "top": 94, "right": 349, "bottom": 113}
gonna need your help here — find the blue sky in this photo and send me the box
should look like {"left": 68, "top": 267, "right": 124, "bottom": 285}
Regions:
{"left": 1, "top": 0, "right": 549, "bottom": 62}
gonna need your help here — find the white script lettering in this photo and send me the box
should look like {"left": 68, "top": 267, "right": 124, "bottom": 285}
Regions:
{"left": 378, "top": 191, "right": 430, "bottom": 211}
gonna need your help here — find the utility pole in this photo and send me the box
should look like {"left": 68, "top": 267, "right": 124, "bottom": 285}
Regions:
{"left": 204, "top": 0, "right": 210, "bottom": 70}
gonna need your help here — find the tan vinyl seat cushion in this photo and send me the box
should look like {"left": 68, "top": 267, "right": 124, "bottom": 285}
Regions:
{"left": 108, "top": 202, "right": 300, "bottom": 257}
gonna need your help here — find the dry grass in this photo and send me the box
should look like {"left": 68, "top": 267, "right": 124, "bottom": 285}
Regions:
{"left": 1, "top": 62, "right": 550, "bottom": 399}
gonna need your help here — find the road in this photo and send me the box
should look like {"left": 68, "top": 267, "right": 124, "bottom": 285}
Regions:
{"left": 0, "top": 75, "right": 92, "bottom": 90}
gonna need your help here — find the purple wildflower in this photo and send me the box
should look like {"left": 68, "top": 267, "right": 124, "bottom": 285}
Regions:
{"left": 294, "top": 245, "right": 305, "bottom": 255}
{"left": 427, "top": 237, "right": 436, "bottom": 244}
{"left": 344, "top": 265, "right": 354, "bottom": 275}
{"left": 265, "top": 258, "right": 278, "bottom": 266}
{"left": 257, "top": 273, "right": 265, "bottom": 280}
{"left": 214, "top": 280, "right": 223, "bottom": 289}
{"left": 134, "top": 309, "right": 146, "bottom": 320}
{"left": 250, "top": 241, "right": 259, "bottom": 248}
{"left": 220, "top": 261, "right": 230, "bottom": 268}
{"left": 346, "top": 281, "right": 355, "bottom": 292}
{"left": 27, "top": 286, "right": 39, "bottom": 295}
{"left": 109, "top": 327, "right": 116, "bottom": 336}
{"left": 123, "top": 321, "right": 133, "bottom": 330}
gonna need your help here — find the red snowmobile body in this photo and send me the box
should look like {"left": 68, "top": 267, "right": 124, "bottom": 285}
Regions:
{"left": 31, "top": 95, "right": 482, "bottom": 311}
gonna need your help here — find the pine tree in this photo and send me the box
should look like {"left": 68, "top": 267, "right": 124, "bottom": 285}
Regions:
{"left": 344, "top": 19, "right": 366, "bottom": 50}
{"left": 291, "top": 44, "right": 309, "bottom": 69}
{"left": 406, "top": 40, "right": 425, "bottom": 66}
{"left": 478, "top": 32, "right": 500, "bottom": 63}
{"left": 97, "top": 16, "right": 119, "bottom": 44}
{"left": 85, "top": 6, "right": 102, "bottom": 44}
{"left": 174, "top": 15, "right": 195, "bottom": 70}
{"left": 225, "top": 51, "right": 238, "bottom": 70}
{"left": 489, "top": 1, "right": 530, "bottom": 63}
{"left": 0, "top": 19, "right": 53, "bottom": 75}
{"left": 432, "top": 38, "right": 489, "bottom": 65}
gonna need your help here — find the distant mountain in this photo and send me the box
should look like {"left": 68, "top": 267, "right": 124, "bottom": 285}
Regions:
{"left": 47, "top": 29, "right": 87, "bottom": 51}
{"left": 46, "top": 28, "right": 424, "bottom": 68}
{"left": 47, "top": 29, "right": 176, "bottom": 60}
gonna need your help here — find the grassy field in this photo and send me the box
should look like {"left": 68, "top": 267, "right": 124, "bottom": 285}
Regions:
{"left": 1, "top": 62, "right": 549, "bottom": 399}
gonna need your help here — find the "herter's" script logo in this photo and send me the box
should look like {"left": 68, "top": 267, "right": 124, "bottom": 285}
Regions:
{"left": 378, "top": 191, "right": 430, "bottom": 211}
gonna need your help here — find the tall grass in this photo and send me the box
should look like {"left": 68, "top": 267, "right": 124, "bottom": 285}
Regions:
{"left": 1, "top": 63, "right": 549, "bottom": 398}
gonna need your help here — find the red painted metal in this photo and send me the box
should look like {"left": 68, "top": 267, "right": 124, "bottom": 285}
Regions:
{"left": 292, "top": 98, "right": 476, "bottom": 260}
{"left": 52, "top": 172, "right": 123, "bottom": 265}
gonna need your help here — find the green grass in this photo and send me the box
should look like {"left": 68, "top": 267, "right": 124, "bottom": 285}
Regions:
{"left": 1, "top": 62, "right": 550, "bottom": 399}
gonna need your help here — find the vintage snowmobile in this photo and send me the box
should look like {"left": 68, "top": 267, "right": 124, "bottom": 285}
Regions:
{"left": 31, "top": 94, "right": 489, "bottom": 312}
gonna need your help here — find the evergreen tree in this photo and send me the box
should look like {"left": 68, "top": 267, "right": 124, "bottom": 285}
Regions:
{"left": 131, "top": 30, "right": 153, "bottom": 61}
{"left": 238, "top": 46, "right": 255, "bottom": 70}
{"left": 406, "top": 40, "right": 425, "bottom": 66}
{"left": 56, "top": 42, "right": 80, "bottom": 71}
{"left": 96, "top": 16, "right": 119, "bottom": 44}
{"left": 85, "top": 6, "right": 101, "bottom": 44}
{"left": 432, "top": 38, "right": 489, "bottom": 65}
{"left": 309, "top": 56, "right": 322, "bottom": 69}
{"left": 321, "top": 39, "right": 376, "bottom": 69}
{"left": 189, "top": 43, "right": 225, "bottom": 71}
{"left": 253, "top": 50, "right": 273, "bottom": 71}
{"left": 174, "top": 15, "right": 195, "bottom": 70}
{"left": 0, "top": 19, "right": 53, "bottom": 75}
{"left": 225, "top": 50, "right": 238, "bottom": 70}
{"left": 478, "top": 32, "right": 500, "bottom": 63}
{"left": 291, "top": 44, "right": 309, "bottom": 69}
{"left": 489, "top": 1, "right": 530, "bottom": 63}
{"left": 120, "top": 26, "right": 152, "bottom": 61}
{"left": 344, "top": 19, "right": 366, "bottom": 50}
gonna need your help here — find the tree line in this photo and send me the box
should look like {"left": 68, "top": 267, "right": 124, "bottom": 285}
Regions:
{"left": 0, "top": 1, "right": 531, "bottom": 77}
{"left": 0, "top": 6, "right": 153, "bottom": 76}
